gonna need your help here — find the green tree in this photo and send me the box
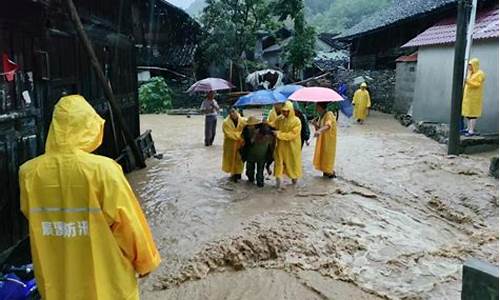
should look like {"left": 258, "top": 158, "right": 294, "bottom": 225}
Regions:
{"left": 139, "top": 77, "right": 173, "bottom": 114}
{"left": 272, "top": 0, "right": 316, "bottom": 78}
{"left": 196, "top": 0, "right": 276, "bottom": 72}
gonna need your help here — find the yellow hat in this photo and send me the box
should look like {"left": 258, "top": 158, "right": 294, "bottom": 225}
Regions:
{"left": 360, "top": 82, "right": 367, "bottom": 88}
{"left": 246, "top": 116, "right": 262, "bottom": 126}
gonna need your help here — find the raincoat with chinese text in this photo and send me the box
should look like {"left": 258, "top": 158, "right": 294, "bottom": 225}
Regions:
{"left": 19, "top": 95, "right": 161, "bottom": 300}
{"left": 271, "top": 101, "right": 302, "bottom": 179}
{"left": 462, "top": 58, "right": 486, "bottom": 118}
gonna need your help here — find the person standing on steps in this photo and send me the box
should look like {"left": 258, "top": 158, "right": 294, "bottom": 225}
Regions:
{"left": 462, "top": 58, "right": 486, "bottom": 137}
{"left": 200, "top": 91, "right": 220, "bottom": 146}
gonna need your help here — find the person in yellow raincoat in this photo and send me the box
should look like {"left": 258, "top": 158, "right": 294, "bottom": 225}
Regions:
{"left": 19, "top": 95, "right": 161, "bottom": 300}
{"left": 270, "top": 101, "right": 302, "bottom": 189}
{"left": 352, "top": 82, "right": 371, "bottom": 124}
{"left": 313, "top": 102, "right": 337, "bottom": 178}
{"left": 222, "top": 107, "right": 245, "bottom": 182}
{"left": 267, "top": 102, "right": 284, "bottom": 123}
{"left": 462, "top": 58, "right": 486, "bottom": 136}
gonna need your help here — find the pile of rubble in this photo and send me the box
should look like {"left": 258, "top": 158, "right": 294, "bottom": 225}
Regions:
{"left": 409, "top": 121, "right": 449, "bottom": 144}
{"left": 331, "top": 69, "right": 396, "bottom": 113}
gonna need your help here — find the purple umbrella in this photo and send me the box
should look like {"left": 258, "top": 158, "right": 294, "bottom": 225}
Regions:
{"left": 186, "top": 78, "right": 235, "bottom": 93}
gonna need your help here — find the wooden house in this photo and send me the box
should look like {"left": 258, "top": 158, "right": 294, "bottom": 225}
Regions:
{"left": 0, "top": 0, "right": 140, "bottom": 252}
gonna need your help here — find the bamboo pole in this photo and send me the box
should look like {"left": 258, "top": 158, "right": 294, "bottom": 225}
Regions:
{"left": 64, "top": 0, "right": 146, "bottom": 168}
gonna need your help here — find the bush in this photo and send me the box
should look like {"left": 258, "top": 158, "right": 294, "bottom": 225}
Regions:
{"left": 139, "top": 77, "right": 173, "bottom": 113}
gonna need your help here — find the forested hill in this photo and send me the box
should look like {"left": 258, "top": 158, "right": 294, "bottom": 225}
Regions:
{"left": 186, "top": 0, "right": 391, "bottom": 33}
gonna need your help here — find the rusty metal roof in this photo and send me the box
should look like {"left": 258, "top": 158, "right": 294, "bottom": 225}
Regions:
{"left": 403, "top": 7, "right": 498, "bottom": 48}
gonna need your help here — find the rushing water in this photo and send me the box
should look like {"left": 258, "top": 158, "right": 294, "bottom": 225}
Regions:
{"left": 128, "top": 111, "right": 498, "bottom": 300}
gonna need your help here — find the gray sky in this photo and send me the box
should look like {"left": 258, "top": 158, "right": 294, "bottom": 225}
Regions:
{"left": 167, "top": 0, "right": 195, "bottom": 9}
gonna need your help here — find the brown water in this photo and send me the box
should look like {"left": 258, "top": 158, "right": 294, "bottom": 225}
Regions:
{"left": 128, "top": 111, "right": 498, "bottom": 300}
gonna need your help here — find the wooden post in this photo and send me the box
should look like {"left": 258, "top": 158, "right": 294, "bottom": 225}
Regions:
{"left": 64, "top": 0, "right": 146, "bottom": 168}
{"left": 448, "top": 0, "right": 470, "bottom": 155}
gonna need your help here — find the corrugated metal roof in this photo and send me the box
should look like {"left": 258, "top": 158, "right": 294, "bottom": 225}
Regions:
{"left": 403, "top": 7, "right": 498, "bottom": 48}
{"left": 337, "top": 0, "right": 457, "bottom": 39}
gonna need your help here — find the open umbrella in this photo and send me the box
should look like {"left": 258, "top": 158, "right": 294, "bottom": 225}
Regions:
{"left": 274, "top": 84, "right": 303, "bottom": 98}
{"left": 234, "top": 90, "right": 287, "bottom": 107}
{"left": 186, "top": 78, "right": 235, "bottom": 93}
{"left": 289, "top": 87, "right": 343, "bottom": 103}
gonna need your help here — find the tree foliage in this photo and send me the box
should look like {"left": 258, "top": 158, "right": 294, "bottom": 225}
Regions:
{"left": 197, "top": 0, "right": 276, "bottom": 66}
{"left": 139, "top": 77, "right": 173, "bottom": 114}
{"left": 272, "top": 0, "right": 316, "bottom": 75}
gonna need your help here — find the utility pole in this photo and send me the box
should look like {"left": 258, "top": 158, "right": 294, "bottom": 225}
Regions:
{"left": 64, "top": 0, "right": 146, "bottom": 168}
{"left": 448, "top": 0, "right": 472, "bottom": 155}
{"left": 463, "top": 0, "right": 478, "bottom": 80}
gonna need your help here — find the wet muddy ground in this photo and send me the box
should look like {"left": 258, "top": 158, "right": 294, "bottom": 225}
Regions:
{"left": 128, "top": 111, "right": 498, "bottom": 300}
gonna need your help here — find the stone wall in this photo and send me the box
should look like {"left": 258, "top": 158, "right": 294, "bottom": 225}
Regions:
{"left": 329, "top": 68, "right": 396, "bottom": 113}
{"left": 394, "top": 61, "right": 417, "bottom": 114}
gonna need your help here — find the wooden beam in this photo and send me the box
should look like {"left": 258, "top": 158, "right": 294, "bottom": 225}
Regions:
{"left": 64, "top": 0, "right": 146, "bottom": 168}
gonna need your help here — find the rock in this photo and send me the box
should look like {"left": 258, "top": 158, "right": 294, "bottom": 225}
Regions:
{"left": 395, "top": 114, "right": 413, "bottom": 127}
{"left": 489, "top": 157, "right": 499, "bottom": 179}
{"left": 413, "top": 122, "right": 450, "bottom": 145}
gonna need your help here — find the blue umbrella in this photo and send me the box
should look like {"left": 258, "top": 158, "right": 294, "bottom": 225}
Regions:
{"left": 337, "top": 83, "right": 353, "bottom": 118}
{"left": 234, "top": 90, "right": 287, "bottom": 107}
{"left": 274, "top": 84, "right": 304, "bottom": 98}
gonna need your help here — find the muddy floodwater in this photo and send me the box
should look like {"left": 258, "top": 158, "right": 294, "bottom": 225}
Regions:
{"left": 128, "top": 111, "right": 498, "bottom": 300}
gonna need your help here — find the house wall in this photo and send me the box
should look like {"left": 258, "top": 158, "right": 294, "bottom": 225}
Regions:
{"left": 394, "top": 61, "right": 417, "bottom": 114}
{"left": 412, "top": 40, "right": 499, "bottom": 133}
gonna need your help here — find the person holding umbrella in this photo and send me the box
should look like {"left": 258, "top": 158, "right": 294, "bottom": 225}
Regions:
{"left": 288, "top": 87, "right": 343, "bottom": 180}
{"left": 200, "top": 91, "right": 220, "bottom": 146}
{"left": 222, "top": 107, "right": 245, "bottom": 182}
{"left": 188, "top": 78, "right": 235, "bottom": 146}
{"left": 269, "top": 101, "right": 302, "bottom": 189}
{"left": 313, "top": 102, "right": 337, "bottom": 178}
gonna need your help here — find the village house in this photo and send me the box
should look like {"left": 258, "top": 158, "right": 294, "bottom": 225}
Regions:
{"left": 0, "top": 0, "right": 142, "bottom": 252}
{"left": 330, "top": 0, "right": 495, "bottom": 113}
{"left": 402, "top": 6, "right": 499, "bottom": 134}
{"left": 134, "top": 0, "right": 201, "bottom": 82}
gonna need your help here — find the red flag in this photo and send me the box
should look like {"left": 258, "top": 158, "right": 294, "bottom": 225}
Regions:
{"left": 2, "top": 53, "right": 18, "bottom": 81}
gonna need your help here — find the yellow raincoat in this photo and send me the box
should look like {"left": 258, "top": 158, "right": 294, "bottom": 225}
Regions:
{"left": 353, "top": 85, "right": 371, "bottom": 121}
{"left": 267, "top": 107, "right": 279, "bottom": 123}
{"left": 462, "top": 58, "right": 486, "bottom": 118}
{"left": 272, "top": 101, "right": 302, "bottom": 179}
{"left": 313, "top": 111, "right": 337, "bottom": 174}
{"left": 222, "top": 114, "right": 245, "bottom": 174}
{"left": 19, "top": 95, "right": 161, "bottom": 300}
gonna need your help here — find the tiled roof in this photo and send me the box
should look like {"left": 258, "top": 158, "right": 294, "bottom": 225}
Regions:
{"left": 395, "top": 52, "right": 418, "bottom": 62}
{"left": 403, "top": 7, "right": 499, "bottom": 47}
{"left": 337, "top": 0, "right": 457, "bottom": 39}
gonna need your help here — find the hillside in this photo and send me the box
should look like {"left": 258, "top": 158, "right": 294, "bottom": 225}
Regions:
{"left": 186, "top": 0, "right": 391, "bottom": 33}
